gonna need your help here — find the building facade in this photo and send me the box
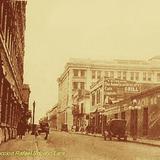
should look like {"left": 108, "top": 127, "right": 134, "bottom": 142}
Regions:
{"left": 57, "top": 57, "right": 160, "bottom": 130}
{"left": 89, "top": 77, "right": 141, "bottom": 133}
{"left": 101, "top": 86, "right": 160, "bottom": 139}
{"left": 0, "top": 1, "right": 30, "bottom": 143}
{"left": 47, "top": 104, "right": 58, "bottom": 129}
{"left": 72, "top": 89, "right": 90, "bottom": 131}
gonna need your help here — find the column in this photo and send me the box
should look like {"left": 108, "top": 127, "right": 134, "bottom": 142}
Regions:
{"left": 0, "top": 77, "right": 4, "bottom": 123}
{"left": 1, "top": 79, "right": 7, "bottom": 124}
{"left": 5, "top": 85, "right": 9, "bottom": 125}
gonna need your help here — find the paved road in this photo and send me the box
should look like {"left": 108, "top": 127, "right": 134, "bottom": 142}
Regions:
{"left": 37, "top": 131, "right": 160, "bottom": 160}
{"left": 0, "top": 131, "right": 160, "bottom": 160}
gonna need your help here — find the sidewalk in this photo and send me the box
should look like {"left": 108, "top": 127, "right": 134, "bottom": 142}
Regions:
{"left": 71, "top": 131, "right": 160, "bottom": 147}
{"left": 0, "top": 133, "right": 37, "bottom": 160}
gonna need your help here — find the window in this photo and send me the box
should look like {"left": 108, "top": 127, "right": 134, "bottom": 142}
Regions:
{"left": 92, "top": 93, "right": 95, "bottom": 106}
{"left": 97, "top": 71, "right": 101, "bottom": 79}
{"left": 148, "top": 73, "right": 152, "bottom": 81}
{"left": 80, "top": 70, "right": 85, "bottom": 77}
{"left": 110, "top": 71, "right": 114, "bottom": 78}
{"left": 80, "top": 82, "right": 85, "bottom": 89}
{"left": 121, "top": 112, "right": 125, "bottom": 119}
{"left": 135, "top": 72, "right": 139, "bottom": 81}
{"left": 130, "top": 72, "right": 134, "bottom": 80}
{"left": 105, "top": 71, "right": 109, "bottom": 77}
{"left": 143, "top": 72, "right": 147, "bottom": 81}
{"left": 92, "top": 70, "right": 96, "bottom": 79}
{"left": 73, "top": 82, "right": 78, "bottom": 90}
{"left": 96, "top": 90, "right": 101, "bottom": 104}
{"left": 117, "top": 71, "right": 121, "bottom": 79}
{"left": 114, "top": 113, "right": 118, "bottom": 119}
{"left": 123, "top": 72, "right": 126, "bottom": 80}
{"left": 73, "top": 69, "right": 79, "bottom": 77}
{"left": 81, "top": 103, "right": 84, "bottom": 114}
{"left": 157, "top": 73, "right": 160, "bottom": 81}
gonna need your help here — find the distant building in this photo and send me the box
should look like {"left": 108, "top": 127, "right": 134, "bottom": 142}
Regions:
{"left": 0, "top": 1, "right": 30, "bottom": 142}
{"left": 72, "top": 89, "right": 90, "bottom": 131}
{"left": 57, "top": 57, "right": 160, "bottom": 130}
{"left": 47, "top": 104, "right": 58, "bottom": 129}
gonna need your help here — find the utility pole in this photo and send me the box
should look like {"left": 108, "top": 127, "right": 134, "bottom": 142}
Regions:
{"left": 31, "top": 101, "right": 36, "bottom": 135}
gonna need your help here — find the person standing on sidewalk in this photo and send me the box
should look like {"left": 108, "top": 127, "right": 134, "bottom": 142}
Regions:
{"left": 17, "top": 119, "right": 26, "bottom": 139}
{"left": 44, "top": 122, "right": 49, "bottom": 140}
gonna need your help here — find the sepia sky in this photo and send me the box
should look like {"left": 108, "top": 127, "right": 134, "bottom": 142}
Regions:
{"left": 24, "top": 0, "right": 160, "bottom": 122}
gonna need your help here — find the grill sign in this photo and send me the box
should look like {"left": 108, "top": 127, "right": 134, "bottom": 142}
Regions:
{"left": 104, "top": 79, "right": 140, "bottom": 96}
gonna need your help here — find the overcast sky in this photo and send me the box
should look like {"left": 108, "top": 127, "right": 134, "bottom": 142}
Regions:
{"left": 24, "top": 0, "right": 160, "bottom": 122}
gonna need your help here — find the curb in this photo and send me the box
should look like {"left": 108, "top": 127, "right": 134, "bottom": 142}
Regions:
{"left": 69, "top": 132, "right": 160, "bottom": 148}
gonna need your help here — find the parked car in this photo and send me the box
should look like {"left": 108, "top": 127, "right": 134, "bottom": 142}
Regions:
{"left": 103, "top": 119, "right": 127, "bottom": 141}
{"left": 61, "top": 123, "right": 68, "bottom": 132}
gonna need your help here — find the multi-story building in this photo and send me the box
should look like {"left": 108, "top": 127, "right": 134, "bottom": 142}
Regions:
{"left": 57, "top": 57, "right": 160, "bottom": 130}
{"left": 90, "top": 77, "right": 141, "bottom": 133}
{"left": 0, "top": 1, "right": 30, "bottom": 143}
{"left": 101, "top": 86, "right": 160, "bottom": 139}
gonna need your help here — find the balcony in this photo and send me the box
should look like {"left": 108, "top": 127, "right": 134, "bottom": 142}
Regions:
{"left": 72, "top": 76, "right": 86, "bottom": 81}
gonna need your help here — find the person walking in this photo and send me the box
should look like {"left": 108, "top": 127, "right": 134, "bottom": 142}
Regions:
{"left": 44, "top": 123, "right": 49, "bottom": 140}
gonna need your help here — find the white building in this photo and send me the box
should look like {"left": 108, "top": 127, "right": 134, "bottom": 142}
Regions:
{"left": 57, "top": 56, "right": 160, "bottom": 130}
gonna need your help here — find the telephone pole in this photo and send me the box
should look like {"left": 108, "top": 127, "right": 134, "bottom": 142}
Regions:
{"left": 31, "top": 101, "right": 36, "bottom": 134}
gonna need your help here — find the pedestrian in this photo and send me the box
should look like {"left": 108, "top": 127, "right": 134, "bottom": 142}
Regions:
{"left": 34, "top": 125, "right": 39, "bottom": 138}
{"left": 44, "top": 123, "right": 49, "bottom": 140}
{"left": 17, "top": 119, "right": 26, "bottom": 139}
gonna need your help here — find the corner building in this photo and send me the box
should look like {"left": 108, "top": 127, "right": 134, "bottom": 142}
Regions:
{"left": 57, "top": 57, "right": 160, "bottom": 130}
{"left": 0, "top": 0, "right": 30, "bottom": 142}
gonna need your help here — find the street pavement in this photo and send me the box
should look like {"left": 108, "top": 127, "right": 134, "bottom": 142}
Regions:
{"left": 0, "top": 131, "right": 160, "bottom": 160}
{"left": 0, "top": 133, "right": 36, "bottom": 160}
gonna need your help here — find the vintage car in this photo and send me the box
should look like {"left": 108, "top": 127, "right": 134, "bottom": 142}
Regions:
{"left": 61, "top": 123, "right": 68, "bottom": 132}
{"left": 38, "top": 122, "right": 48, "bottom": 134}
{"left": 103, "top": 119, "right": 127, "bottom": 141}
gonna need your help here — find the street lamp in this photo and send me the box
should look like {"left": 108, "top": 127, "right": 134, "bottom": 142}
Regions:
{"left": 129, "top": 99, "right": 141, "bottom": 140}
